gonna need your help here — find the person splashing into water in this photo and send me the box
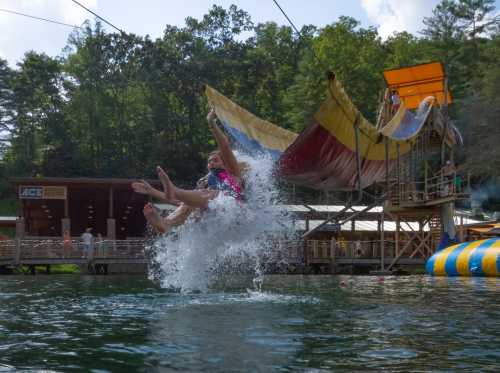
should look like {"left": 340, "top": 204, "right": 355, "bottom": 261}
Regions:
{"left": 132, "top": 109, "right": 244, "bottom": 233}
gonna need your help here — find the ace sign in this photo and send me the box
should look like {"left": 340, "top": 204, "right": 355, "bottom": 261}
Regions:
{"left": 19, "top": 186, "right": 43, "bottom": 199}
{"left": 19, "top": 186, "right": 67, "bottom": 200}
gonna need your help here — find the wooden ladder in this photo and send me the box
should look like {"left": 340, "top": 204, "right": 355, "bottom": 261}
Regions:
{"left": 388, "top": 178, "right": 400, "bottom": 206}
{"left": 428, "top": 215, "right": 442, "bottom": 249}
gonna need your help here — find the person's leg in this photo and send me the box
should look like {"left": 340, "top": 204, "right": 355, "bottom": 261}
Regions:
{"left": 157, "top": 166, "right": 217, "bottom": 208}
{"left": 171, "top": 189, "right": 217, "bottom": 209}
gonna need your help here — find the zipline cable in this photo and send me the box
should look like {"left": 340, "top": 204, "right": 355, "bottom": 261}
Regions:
{"left": 271, "top": 0, "right": 329, "bottom": 73}
{"left": 0, "top": 7, "right": 83, "bottom": 29}
{"left": 271, "top": 0, "right": 301, "bottom": 36}
{"left": 70, "top": 0, "right": 124, "bottom": 34}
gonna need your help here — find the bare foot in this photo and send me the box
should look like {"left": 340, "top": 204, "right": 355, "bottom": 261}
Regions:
{"left": 132, "top": 180, "right": 153, "bottom": 195}
{"left": 156, "top": 166, "right": 176, "bottom": 202}
{"left": 143, "top": 203, "right": 169, "bottom": 234}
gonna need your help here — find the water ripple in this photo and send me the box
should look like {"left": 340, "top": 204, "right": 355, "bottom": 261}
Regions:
{"left": 0, "top": 275, "right": 499, "bottom": 372}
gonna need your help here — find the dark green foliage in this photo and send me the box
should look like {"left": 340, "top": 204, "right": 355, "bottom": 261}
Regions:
{"left": 0, "top": 2, "right": 498, "bottom": 197}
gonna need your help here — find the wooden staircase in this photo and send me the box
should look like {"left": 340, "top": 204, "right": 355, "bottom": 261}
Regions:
{"left": 428, "top": 215, "right": 442, "bottom": 250}
{"left": 388, "top": 179, "right": 400, "bottom": 207}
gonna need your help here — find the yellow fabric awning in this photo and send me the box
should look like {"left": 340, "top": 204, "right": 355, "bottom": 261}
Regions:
{"left": 383, "top": 62, "right": 452, "bottom": 110}
{"left": 469, "top": 224, "right": 500, "bottom": 234}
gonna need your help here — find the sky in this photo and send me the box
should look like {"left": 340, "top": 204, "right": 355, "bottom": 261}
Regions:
{"left": 0, "top": 0, "right": 499, "bottom": 67}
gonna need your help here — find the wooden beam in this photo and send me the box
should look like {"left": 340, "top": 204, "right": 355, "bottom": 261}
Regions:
{"left": 108, "top": 187, "right": 114, "bottom": 218}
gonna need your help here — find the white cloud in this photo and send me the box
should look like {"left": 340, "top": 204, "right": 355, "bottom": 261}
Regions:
{"left": 361, "top": 0, "right": 439, "bottom": 39}
{"left": 0, "top": 0, "right": 97, "bottom": 67}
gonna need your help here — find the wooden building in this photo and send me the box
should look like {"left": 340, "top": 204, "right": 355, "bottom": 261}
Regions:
{"left": 11, "top": 177, "right": 154, "bottom": 239}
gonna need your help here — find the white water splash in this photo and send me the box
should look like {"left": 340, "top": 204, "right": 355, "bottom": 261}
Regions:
{"left": 148, "top": 153, "right": 296, "bottom": 293}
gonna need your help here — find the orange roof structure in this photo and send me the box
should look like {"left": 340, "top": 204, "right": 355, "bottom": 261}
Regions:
{"left": 383, "top": 62, "right": 452, "bottom": 110}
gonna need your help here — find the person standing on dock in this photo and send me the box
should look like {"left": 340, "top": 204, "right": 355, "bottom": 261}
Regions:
{"left": 81, "top": 228, "right": 94, "bottom": 259}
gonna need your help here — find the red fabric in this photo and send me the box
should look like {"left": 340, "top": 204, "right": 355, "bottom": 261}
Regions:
{"left": 278, "top": 120, "right": 392, "bottom": 190}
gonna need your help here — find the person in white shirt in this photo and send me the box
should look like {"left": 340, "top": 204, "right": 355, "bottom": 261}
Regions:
{"left": 81, "top": 228, "right": 94, "bottom": 259}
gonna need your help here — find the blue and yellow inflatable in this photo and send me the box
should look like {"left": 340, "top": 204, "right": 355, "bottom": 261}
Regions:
{"left": 426, "top": 238, "right": 500, "bottom": 276}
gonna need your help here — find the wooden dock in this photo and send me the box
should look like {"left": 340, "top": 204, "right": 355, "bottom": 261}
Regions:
{"left": 286, "top": 239, "right": 426, "bottom": 274}
{"left": 0, "top": 239, "right": 148, "bottom": 273}
{"left": 0, "top": 238, "right": 427, "bottom": 275}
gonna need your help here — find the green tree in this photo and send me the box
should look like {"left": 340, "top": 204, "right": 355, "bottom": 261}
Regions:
{"left": 284, "top": 17, "right": 385, "bottom": 131}
{"left": 8, "top": 52, "right": 65, "bottom": 176}
{"left": 421, "top": 0, "right": 465, "bottom": 94}
{"left": 0, "top": 58, "right": 14, "bottom": 157}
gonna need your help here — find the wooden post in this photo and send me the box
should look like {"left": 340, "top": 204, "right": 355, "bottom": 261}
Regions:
{"left": 107, "top": 187, "right": 115, "bottom": 239}
{"left": 353, "top": 114, "right": 363, "bottom": 197}
{"left": 380, "top": 211, "right": 385, "bottom": 270}
{"left": 441, "top": 77, "right": 449, "bottom": 166}
{"left": 395, "top": 216, "right": 400, "bottom": 258}
{"left": 419, "top": 220, "right": 424, "bottom": 256}
{"left": 15, "top": 217, "right": 25, "bottom": 238}
{"left": 64, "top": 197, "right": 69, "bottom": 218}
{"left": 61, "top": 218, "right": 71, "bottom": 236}
{"left": 303, "top": 240, "right": 309, "bottom": 268}
{"left": 14, "top": 238, "right": 21, "bottom": 265}
{"left": 313, "top": 240, "right": 318, "bottom": 261}
{"left": 424, "top": 161, "right": 428, "bottom": 200}
{"left": 330, "top": 237, "right": 336, "bottom": 274}
{"left": 384, "top": 138, "right": 390, "bottom": 189}
{"left": 108, "top": 187, "right": 114, "bottom": 218}
{"left": 459, "top": 215, "right": 464, "bottom": 242}
{"left": 107, "top": 218, "right": 116, "bottom": 240}
{"left": 18, "top": 198, "right": 24, "bottom": 218}
{"left": 396, "top": 143, "right": 401, "bottom": 203}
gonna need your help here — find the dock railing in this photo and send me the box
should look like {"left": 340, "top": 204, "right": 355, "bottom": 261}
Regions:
{"left": 0, "top": 238, "right": 149, "bottom": 264}
{"left": 1, "top": 238, "right": 429, "bottom": 268}
{"left": 397, "top": 169, "right": 469, "bottom": 205}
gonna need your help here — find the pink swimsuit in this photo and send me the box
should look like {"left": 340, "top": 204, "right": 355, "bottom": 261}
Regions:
{"left": 207, "top": 168, "right": 244, "bottom": 201}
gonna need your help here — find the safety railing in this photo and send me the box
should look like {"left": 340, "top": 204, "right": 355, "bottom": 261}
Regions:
{"left": 0, "top": 238, "right": 431, "bottom": 265}
{"left": 304, "top": 240, "right": 432, "bottom": 263}
{"left": 0, "top": 240, "right": 16, "bottom": 261}
{"left": 0, "top": 239, "right": 149, "bottom": 262}
{"left": 397, "top": 169, "right": 469, "bottom": 205}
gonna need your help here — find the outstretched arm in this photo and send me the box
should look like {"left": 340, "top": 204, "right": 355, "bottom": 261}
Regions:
{"left": 207, "top": 110, "right": 241, "bottom": 179}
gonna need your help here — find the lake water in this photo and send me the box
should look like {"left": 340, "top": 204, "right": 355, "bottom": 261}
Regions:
{"left": 0, "top": 275, "right": 499, "bottom": 372}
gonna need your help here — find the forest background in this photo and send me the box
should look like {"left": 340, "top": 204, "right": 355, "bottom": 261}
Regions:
{"left": 1, "top": 0, "right": 500, "bottom": 213}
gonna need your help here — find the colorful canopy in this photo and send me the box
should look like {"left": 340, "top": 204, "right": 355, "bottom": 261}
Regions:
{"left": 383, "top": 62, "right": 452, "bottom": 110}
{"left": 205, "top": 86, "right": 297, "bottom": 160}
{"left": 426, "top": 238, "right": 500, "bottom": 277}
{"left": 205, "top": 61, "right": 458, "bottom": 191}
{"left": 277, "top": 76, "right": 412, "bottom": 190}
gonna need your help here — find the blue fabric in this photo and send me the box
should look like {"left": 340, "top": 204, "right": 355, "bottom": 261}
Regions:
{"left": 222, "top": 121, "right": 283, "bottom": 161}
{"left": 208, "top": 169, "right": 228, "bottom": 191}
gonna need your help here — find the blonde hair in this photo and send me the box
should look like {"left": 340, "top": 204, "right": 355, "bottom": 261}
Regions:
{"left": 208, "top": 150, "right": 250, "bottom": 176}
